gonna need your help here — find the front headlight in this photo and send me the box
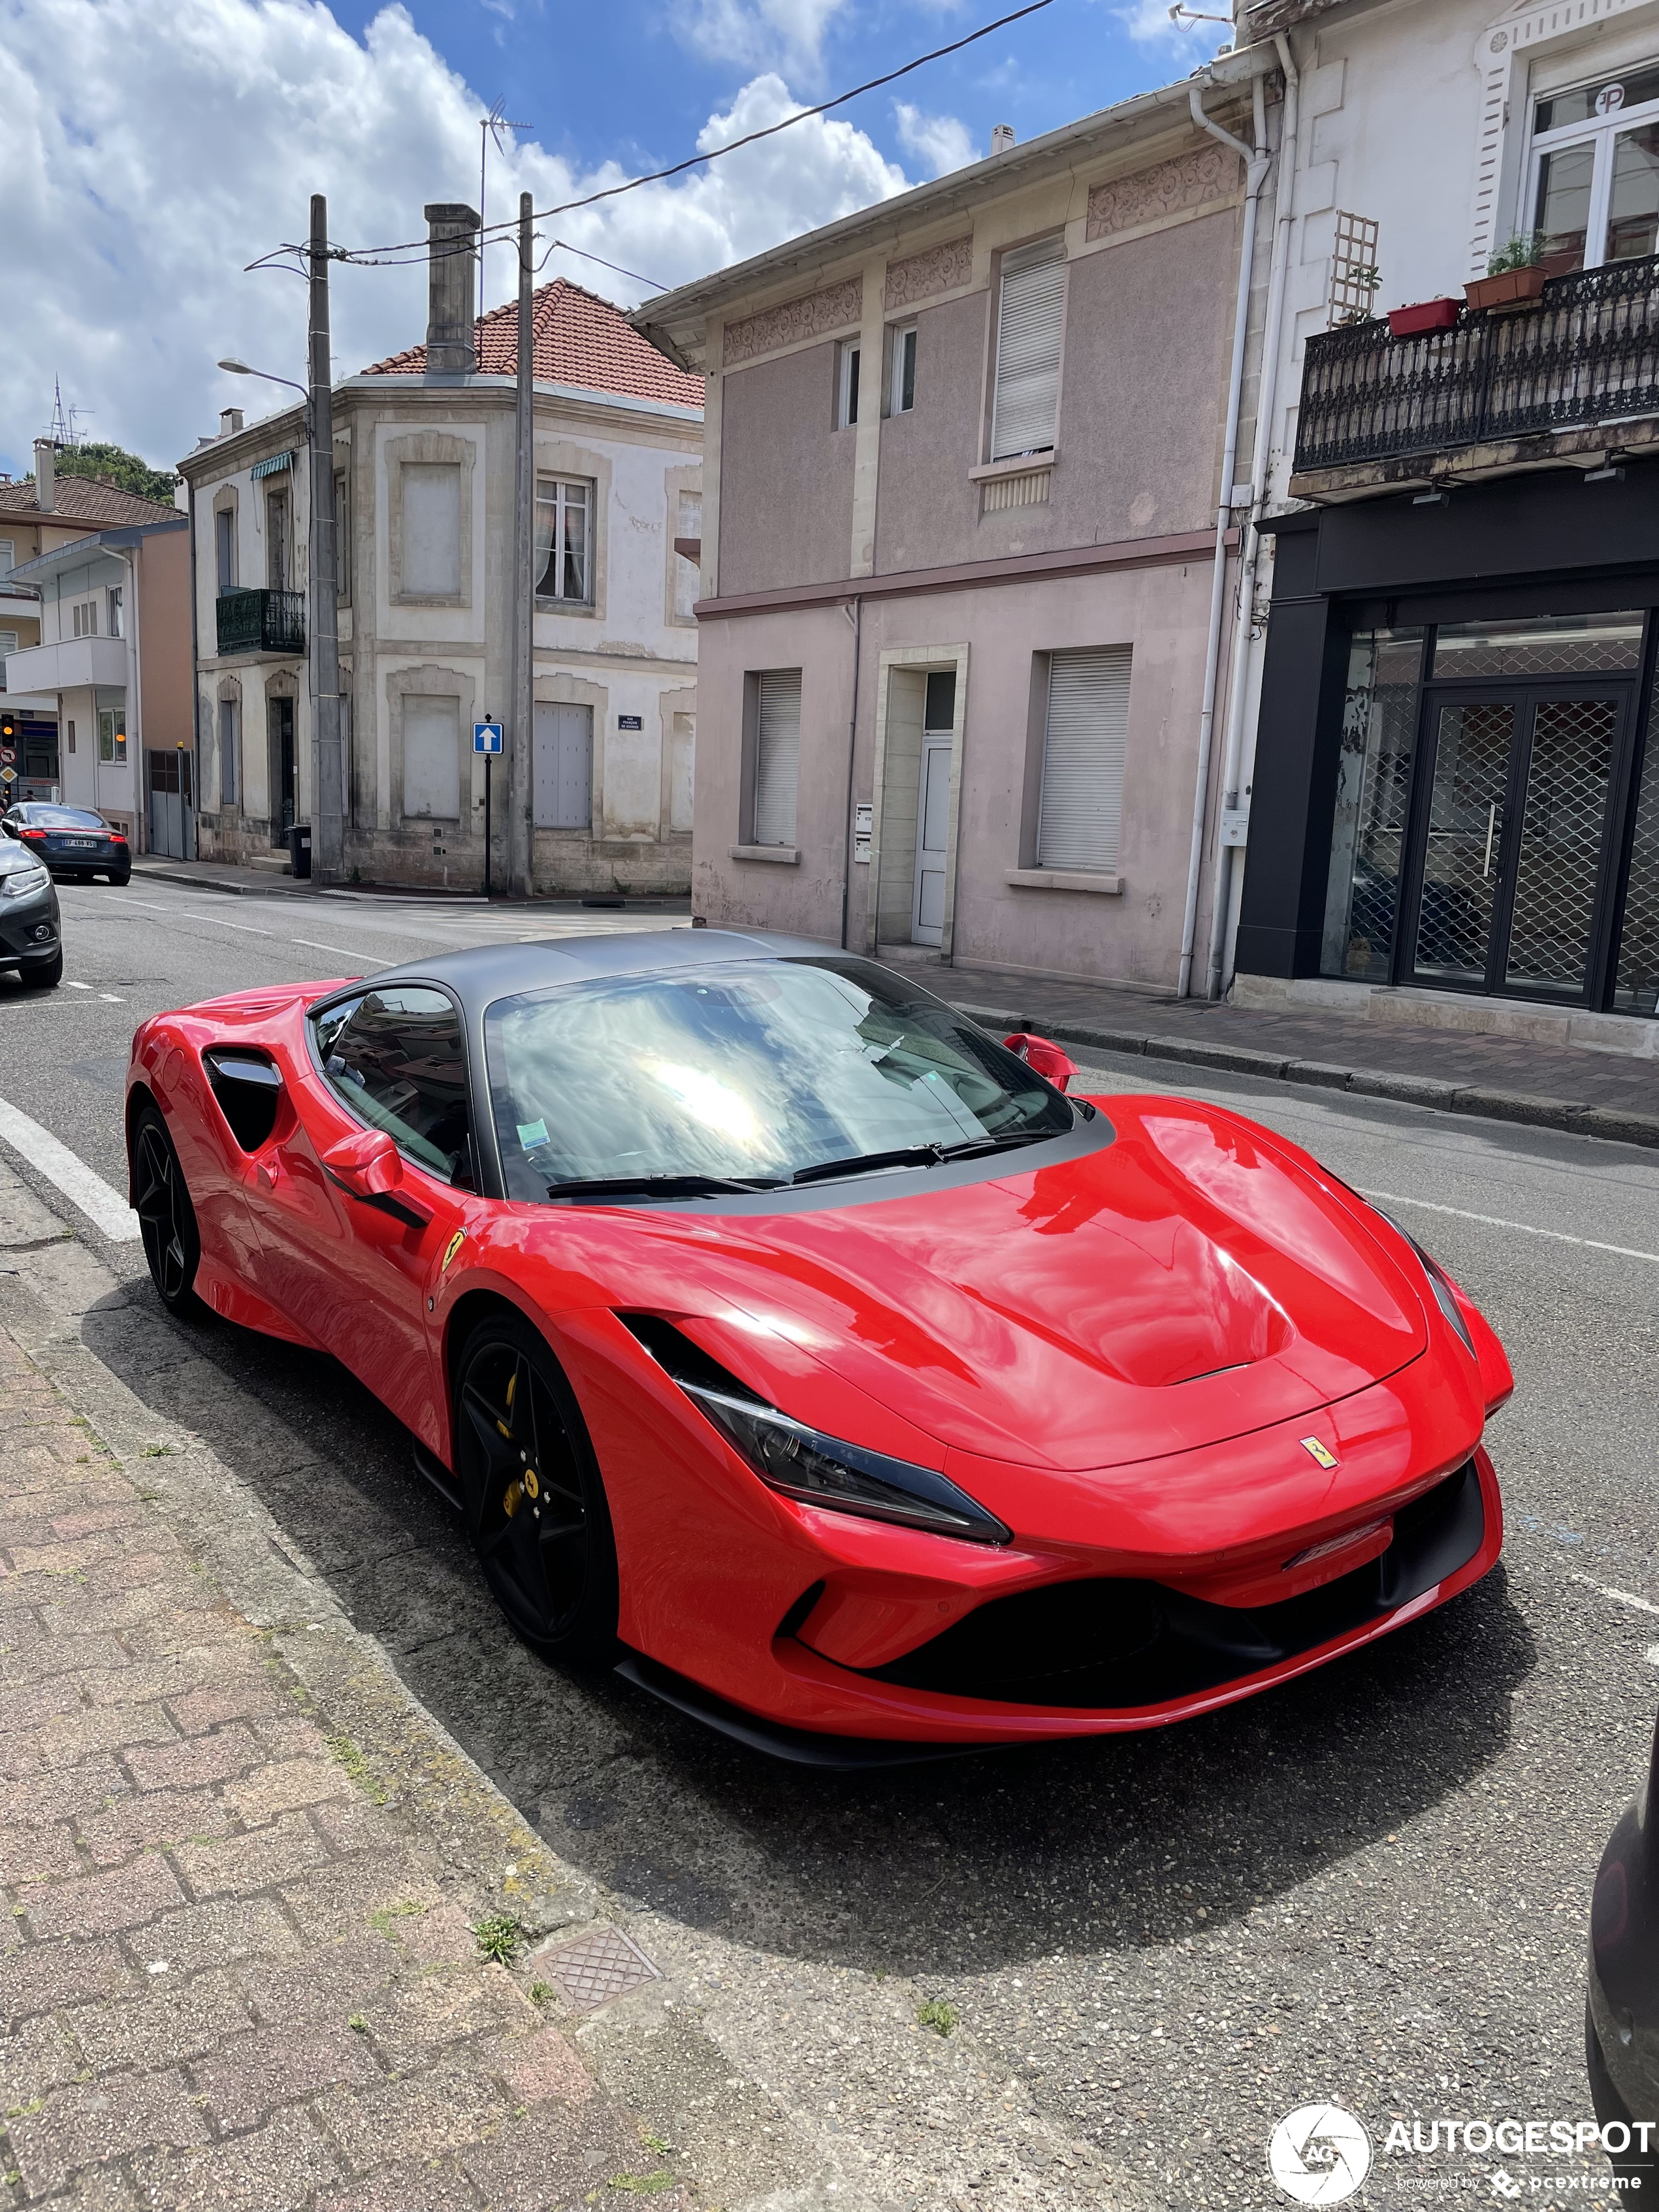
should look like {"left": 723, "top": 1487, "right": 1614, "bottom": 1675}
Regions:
{"left": 0, "top": 865, "right": 50, "bottom": 900}
{"left": 682, "top": 1382, "right": 1012, "bottom": 1544}
{"left": 1370, "top": 1206, "right": 1477, "bottom": 1359}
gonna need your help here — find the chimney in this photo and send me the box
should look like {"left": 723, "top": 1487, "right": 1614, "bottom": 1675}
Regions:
{"left": 219, "top": 407, "right": 244, "bottom": 438}
{"left": 425, "top": 202, "right": 480, "bottom": 378}
{"left": 991, "top": 123, "right": 1016, "bottom": 155}
{"left": 33, "top": 438, "right": 54, "bottom": 512}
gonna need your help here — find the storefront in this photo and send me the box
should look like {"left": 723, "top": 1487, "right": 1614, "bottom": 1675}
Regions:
{"left": 1238, "top": 460, "right": 1659, "bottom": 1021}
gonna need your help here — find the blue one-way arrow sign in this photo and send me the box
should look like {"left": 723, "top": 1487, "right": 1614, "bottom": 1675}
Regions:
{"left": 474, "top": 721, "right": 504, "bottom": 755}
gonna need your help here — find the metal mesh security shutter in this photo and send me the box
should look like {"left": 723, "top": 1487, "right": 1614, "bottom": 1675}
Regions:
{"left": 1037, "top": 648, "right": 1131, "bottom": 873}
{"left": 991, "top": 239, "right": 1066, "bottom": 461}
{"left": 752, "top": 669, "right": 801, "bottom": 846}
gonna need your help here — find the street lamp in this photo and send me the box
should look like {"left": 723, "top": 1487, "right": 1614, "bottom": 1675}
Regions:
{"left": 217, "top": 359, "right": 311, "bottom": 428}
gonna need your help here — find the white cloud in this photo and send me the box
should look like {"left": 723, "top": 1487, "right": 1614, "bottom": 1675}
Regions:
{"left": 0, "top": 0, "right": 914, "bottom": 477}
{"left": 673, "top": 0, "right": 849, "bottom": 86}
{"left": 894, "top": 100, "right": 977, "bottom": 177}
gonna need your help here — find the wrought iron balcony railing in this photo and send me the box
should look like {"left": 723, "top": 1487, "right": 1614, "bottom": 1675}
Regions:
{"left": 216, "top": 587, "right": 305, "bottom": 658}
{"left": 1294, "top": 252, "right": 1659, "bottom": 475}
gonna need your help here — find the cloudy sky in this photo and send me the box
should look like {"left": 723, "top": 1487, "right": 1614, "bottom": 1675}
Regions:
{"left": 1, "top": 0, "right": 1227, "bottom": 480}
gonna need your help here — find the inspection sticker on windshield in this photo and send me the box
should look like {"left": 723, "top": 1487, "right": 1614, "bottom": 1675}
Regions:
{"left": 517, "top": 1119, "right": 549, "bottom": 1149}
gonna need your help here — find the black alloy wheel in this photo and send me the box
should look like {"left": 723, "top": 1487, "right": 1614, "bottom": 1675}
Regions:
{"left": 457, "top": 1314, "right": 618, "bottom": 1663}
{"left": 132, "top": 1102, "right": 205, "bottom": 1317}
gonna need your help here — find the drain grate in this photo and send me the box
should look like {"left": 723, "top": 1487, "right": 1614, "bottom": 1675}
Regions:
{"left": 540, "top": 1924, "right": 662, "bottom": 2013}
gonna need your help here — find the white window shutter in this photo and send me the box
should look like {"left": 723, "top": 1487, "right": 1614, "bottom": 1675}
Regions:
{"left": 752, "top": 669, "right": 801, "bottom": 846}
{"left": 1037, "top": 648, "right": 1132, "bottom": 872}
{"left": 991, "top": 239, "right": 1067, "bottom": 461}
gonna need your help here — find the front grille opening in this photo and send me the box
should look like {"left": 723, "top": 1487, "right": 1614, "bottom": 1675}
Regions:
{"left": 861, "top": 1461, "right": 1484, "bottom": 1710}
{"left": 776, "top": 1580, "right": 827, "bottom": 1640}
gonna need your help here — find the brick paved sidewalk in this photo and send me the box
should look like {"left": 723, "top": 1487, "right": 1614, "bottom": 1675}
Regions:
{"left": 0, "top": 1324, "right": 689, "bottom": 2212}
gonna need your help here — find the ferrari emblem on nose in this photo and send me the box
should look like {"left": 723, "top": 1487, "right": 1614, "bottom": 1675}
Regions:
{"left": 1300, "top": 1437, "right": 1340, "bottom": 1470}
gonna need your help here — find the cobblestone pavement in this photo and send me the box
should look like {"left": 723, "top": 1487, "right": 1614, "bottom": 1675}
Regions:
{"left": 0, "top": 1319, "right": 690, "bottom": 2212}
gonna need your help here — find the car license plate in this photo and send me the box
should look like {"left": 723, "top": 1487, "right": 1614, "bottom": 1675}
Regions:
{"left": 67, "top": 839, "right": 96, "bottom": 848}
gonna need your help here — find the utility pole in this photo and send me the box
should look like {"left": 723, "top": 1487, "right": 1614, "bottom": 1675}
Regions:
{"left": 309, "top": 193, "right": 344, "bottom": 883}
{"left": 508, "top": 191, "right": 534, "bottom": 899}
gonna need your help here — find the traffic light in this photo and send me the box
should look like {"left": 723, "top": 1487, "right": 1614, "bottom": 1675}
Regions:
{"left": 0, "top": 716, "right": 15, "bottom": 745}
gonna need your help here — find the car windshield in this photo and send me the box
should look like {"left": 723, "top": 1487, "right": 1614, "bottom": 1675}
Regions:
{"left": 18, "top": 808, "right": 106, "bottom": 829}
{"left": 485, "top": 955, "right": 1072, "bottom": 1198}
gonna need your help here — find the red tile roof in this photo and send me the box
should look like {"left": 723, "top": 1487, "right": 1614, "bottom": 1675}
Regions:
{"left": 362, "top": 278, "right": 703, "bottom": 411}
{"left": 0, "top": 474, "right": 180, "bottom": 527}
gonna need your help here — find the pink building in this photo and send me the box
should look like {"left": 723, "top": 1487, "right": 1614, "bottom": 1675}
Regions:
{"left": 637, "top": 52, "right": 1279, "bottom": 987}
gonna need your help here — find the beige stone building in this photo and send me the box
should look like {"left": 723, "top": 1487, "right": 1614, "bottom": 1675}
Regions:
{"left": 178, "top": 216, "right": 702, "bottom": 889}
{"left": 636, "top": 52, "right": 1281, "bottom": 986}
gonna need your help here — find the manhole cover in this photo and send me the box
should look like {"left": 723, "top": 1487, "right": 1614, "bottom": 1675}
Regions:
{"left": 540, "top": 1924, "right": 662, "bottom": 2012}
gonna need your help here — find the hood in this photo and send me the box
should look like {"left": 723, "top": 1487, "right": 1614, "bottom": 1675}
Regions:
{"left": 619, "top": 1097, "right": 1428, "bottom": 1473}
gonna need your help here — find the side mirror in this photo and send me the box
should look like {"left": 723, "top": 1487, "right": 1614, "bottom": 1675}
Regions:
{"left": 322, "top": 1127, "right": 404, "bottom": 1198}
{"left": 1003, "top": 1032, "right": 1078, "bottom": 1094}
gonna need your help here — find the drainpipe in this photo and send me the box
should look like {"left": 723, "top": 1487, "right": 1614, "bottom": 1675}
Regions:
{"left": 108, "top": 543, "right": 142, "bottom": 850}
{"left": 1177, "top": 71, "right": 1273, "bottom": 1000}
{"left": 1205, "top": 30, "right": 1302, "bottom": 1000}
{"left": 839, "top": 592, "right": 863, "bottom": 950}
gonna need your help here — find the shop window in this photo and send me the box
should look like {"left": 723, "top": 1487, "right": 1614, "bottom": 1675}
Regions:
{"left": 1617, "top": 683, "right": 1659, "bottom": 1014}
{"left": 1321, "top": 628, "right": 1425, "bottom": 982}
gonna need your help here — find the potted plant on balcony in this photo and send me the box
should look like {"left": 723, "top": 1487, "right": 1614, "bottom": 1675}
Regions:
{"left": 1466, "top": 233, "right": 1549, "bottom": 312}
{"left": 1387, "top": 295, "right": 1462, "bottom": 338}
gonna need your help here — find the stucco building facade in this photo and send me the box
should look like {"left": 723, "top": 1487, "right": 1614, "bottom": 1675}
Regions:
{"left": 636, "top": 51, "right": 1283, "bottom": 986}
{"left": 178, "top": 219, "right": 701, "bottom": 891}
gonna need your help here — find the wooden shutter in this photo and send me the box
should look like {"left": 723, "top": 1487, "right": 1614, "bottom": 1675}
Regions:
{"left": 1037, "top": 648, "right": 1132, "bottom": 872}
{"left": 532, "top": 702, "right": 592, "bottom": 829}
{"left": 991, "top": 238, "right": 1066, "bottom": 461}
{"left": 752, "top": 669, "right": 801, "bottom": 846}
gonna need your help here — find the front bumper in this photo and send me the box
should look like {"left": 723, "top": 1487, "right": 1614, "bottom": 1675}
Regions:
{"left": 0, "top": 881, "right": 61, "bottom": 968}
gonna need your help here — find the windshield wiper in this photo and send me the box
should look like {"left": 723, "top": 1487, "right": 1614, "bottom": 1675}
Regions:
{"left": 545, "top": 1172, "right": 787, "bottom": 1200}
{"left": 790, "top": 1130, "right": 1057, "bottom": 1186}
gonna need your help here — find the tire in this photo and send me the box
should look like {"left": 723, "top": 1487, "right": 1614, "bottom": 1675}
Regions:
{"left": 455, "top": 1311, "right": 619, "bottom": 1663}
{"left": 109, "top": 870, "right": 130, "bottom": 887}
{"left": 1587, "top": 2000, "right": 1658, "bottom": 2190}
{"left": 131, "top": 1100, "right": 207, "bottom": 1317}
{"left": 19, "top": 950, "right": 63, "bottom": 990}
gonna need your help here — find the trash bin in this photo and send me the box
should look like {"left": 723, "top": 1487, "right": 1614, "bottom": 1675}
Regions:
{"left": 289, "top": 824, "right": 312, "bottom": 880}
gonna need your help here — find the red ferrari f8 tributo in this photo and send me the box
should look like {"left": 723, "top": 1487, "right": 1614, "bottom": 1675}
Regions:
{"left": 125, "top": 931, "right": 1510, "bottom": 1764}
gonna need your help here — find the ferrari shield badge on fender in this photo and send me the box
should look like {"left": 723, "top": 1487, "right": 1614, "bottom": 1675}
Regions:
{"left": 1300, "top": 1437, "right": 1340, "bottom": 1470}
{"left": 441, "top": 1230, "right": 466, "bottom": 1274}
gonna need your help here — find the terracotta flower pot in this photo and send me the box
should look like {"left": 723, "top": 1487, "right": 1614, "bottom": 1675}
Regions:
{"left": 1464, "top": 264, "right": 1548, "bottom": 313}
{"left": 1388, "top": 298, "right": 1462, "bottom": 338}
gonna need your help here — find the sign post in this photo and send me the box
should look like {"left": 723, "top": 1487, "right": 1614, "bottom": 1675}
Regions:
{"left": 474, "top": 721, "right": 504, "bottom": 898}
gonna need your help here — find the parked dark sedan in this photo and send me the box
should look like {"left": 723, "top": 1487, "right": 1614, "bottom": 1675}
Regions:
{"left": 1, "top": 802, "right": 129, "bottom": 884}
{"left": 0, "top": 837, "right": 62, "bottom": 987}
{"left": 1588, "top": 1707, "right": 1659, "bottom": 2190}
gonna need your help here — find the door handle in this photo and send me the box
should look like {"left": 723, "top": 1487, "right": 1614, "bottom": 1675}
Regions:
{"left": 1482, "top": 803, "right": 1497, "bottom": 880}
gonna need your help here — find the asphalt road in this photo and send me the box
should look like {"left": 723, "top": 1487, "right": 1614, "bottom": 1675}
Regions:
{"left": 4, "top": 876, "right": 1656, "bottom": 2209}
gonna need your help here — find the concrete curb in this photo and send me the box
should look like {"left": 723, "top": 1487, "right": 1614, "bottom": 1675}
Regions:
{"left": 952, "top": 1000, "right": 1659, "bottom": 1153}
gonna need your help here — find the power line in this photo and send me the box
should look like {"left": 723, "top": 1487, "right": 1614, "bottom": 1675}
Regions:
{"left": 247, "top": 0, "right": 1054, "bottom": 281}
{"left": 536, "top": 239, "right": 669, "bottom": 292}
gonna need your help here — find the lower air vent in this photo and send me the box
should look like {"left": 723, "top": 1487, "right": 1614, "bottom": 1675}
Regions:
{"left": 202, "top": 1050, "right": 283, "bottom": 1153}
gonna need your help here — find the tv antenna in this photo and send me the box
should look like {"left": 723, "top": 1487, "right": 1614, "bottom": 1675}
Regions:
{"left": 479, "top": 100, "right": 532, "bottom": 317}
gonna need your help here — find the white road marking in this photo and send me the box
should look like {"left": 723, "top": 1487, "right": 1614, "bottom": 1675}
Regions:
{"left": 118, "top": 897, "right": 272, "bottom": 937}
{"left": 0, "top": 1098, "right": 140, "bottom": 1242}
{"left": 65, "top": 980, "right": 91, "bottom": 990}
{"left": 99, "top": 993, "right": 123, "bottom": 1003}
{"left": 1571, "top": 1569, "right": 1659, "bottom": 1618}
{"left": 288, "top": 938, "right": 387, "bottom": 966}
{"left": 1362, "top": 1187, "right": 1659, "bottom": 1268}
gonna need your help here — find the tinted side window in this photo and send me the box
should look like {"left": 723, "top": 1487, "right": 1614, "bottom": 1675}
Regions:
{"left": 312, "top": 986, "right": 472, "bottom": 1185}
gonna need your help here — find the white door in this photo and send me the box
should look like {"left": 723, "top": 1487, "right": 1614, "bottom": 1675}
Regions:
{"left": 533, "top": 703, "right": 593, "bottom": 829}
{"left": 911, "top": 735, "right": 951, "bottom": 945}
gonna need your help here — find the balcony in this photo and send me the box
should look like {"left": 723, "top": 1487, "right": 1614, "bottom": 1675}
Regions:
{"left": 4, "top": 635, "right": 129, "bottom": 693}
{"left": 216, "top": 588, "right": 304, "bottom": 659}
{"left": 1293, "top": 253, "right": 1659, "bottom": 492}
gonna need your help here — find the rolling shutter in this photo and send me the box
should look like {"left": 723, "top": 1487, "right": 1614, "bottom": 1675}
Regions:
{"left": 991, "top": 238, "right": 1066, "bottom": 461}
{"left": 1036, "top": 648, "right": 1132, "bottom": 873}
{"left": 752, "top": 669, "right": 801, "bottom": 846}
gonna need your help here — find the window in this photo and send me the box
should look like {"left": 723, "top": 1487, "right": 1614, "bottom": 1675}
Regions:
{"left": 534, "top": 477, "right": 593, "bottom": 604}
{"left": 532, "top": 701, "right": 593, "bottom": 828}
{"left": 216, "top": 507, "right": 236, "bottom": 592}
{"left": 1321, "top": 629, "right": 1424, "bottom": 982}
{"left": 837, "top": 342, "right": 862, "bottom": 430}
{"left": 106, "top": 587, "right": 123, "bottom": 639}
{"left": 334, "top": 469, "right": 349, "bottom": 604}
{"left": 0, "top": 540, "right": 13, "bottom": 575}
{"left": 402, "top": 696, "right": 461, "bottom": 820}
{"left": 97, "top": 709, "right": 127, "bottom": 765}
{"left": 0, "top": 630, "right": 16, "bottom": 661}
{"left": 398, "top": 464, "right": 460, "bottom": 599}
{"left": 673, "top": 490, "right": 701, "bottom": 622}
{"left": 312, "top": 986, "right": 472, "bottom": 1187}
{"left": 991, "top": 238, "right": 1066, "bottom": 460}
{"left": 1035, "top": 647, "right": 1131, "bottom": 873}
{"left": 890, "top": 324, "right": 917, "bottom": 415}
{"left": 72, "top": 600, "right": 97, "bottom": 638}
{"left": 67, "top": 720, "right": 76, "bottom": 755}
{"left": 1531, "top": 63, "right": 1659, "bottom": 270}
{"left": 752, "top": 669, "right": 801, "bottom": 846}
{"left": 219, "top": 697, "right": 240, "bottom": 807}
{"left": 266, "top": 489, "right": 290, "bottom": 589}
